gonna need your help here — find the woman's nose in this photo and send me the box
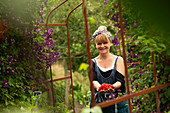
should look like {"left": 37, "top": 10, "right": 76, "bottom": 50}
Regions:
{"left": 101, "top": 43, "right": 104, "bottom": 47}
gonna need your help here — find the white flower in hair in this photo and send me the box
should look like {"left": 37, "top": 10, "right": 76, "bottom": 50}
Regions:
{"left": 92, "top": 26, "right": 112, "bottom": 40}
{"left": 98, "top": 26, "right": 107, "bottom": 32}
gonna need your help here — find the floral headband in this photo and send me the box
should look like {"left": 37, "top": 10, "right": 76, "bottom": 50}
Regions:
{"left": 92, "top": 26, "right": 112, "bottom": 40}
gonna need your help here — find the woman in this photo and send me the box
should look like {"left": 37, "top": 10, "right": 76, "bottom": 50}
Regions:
{"left": 90, "top": 26, "right": 129, "bottom": 113}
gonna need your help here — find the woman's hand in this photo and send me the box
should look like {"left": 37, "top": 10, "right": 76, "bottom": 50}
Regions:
{"left": 97, "top": 83, "right": 115, "bottom": 94}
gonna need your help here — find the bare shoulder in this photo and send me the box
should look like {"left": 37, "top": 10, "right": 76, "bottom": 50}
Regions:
{"left": 117, "top": 56, "right": 124, "bottom": 64}
{"left": 116, "top": 56, "right": 125, "bottom": 76}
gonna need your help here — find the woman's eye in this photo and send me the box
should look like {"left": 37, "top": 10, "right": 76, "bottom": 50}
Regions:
{"left": 104, "top": 42, "right": 108, "bottom": 44}
{"left": 97, "top": 43, "right": 101, "bottom": 45}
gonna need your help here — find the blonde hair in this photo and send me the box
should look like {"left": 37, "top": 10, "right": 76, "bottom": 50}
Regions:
{"left": 92, "top": 26, "right": 112, "bottom": 42}
{"left": 95, "top": 34, "right": 111, "bottom": 43}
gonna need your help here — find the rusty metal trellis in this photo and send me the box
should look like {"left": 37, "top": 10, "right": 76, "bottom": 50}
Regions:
{"left": 33, "top": 0, "right": 170, "bottom": 113}
{"left": 34, "top": 0, "right": 89, "bottom": 113}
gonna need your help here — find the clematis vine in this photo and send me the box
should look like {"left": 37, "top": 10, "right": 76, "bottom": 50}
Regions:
{"left": 112, "top": 36, "right": 119, "bottom": 46}
{"left": 2, "top": 80, "right": 9, "bottom": 88}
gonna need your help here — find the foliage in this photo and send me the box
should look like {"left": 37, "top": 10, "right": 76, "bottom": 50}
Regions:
{"left": 0, "top": 0, "right": 59, "bottom": 112}
{"left": 0, "top": 0, "right": 170, "bottom": 112}
{"left": 81, "top": 106, "right": 102, "bottom": 113}
{"left": 0, "top": 101, "right": 70, "bottom": 113}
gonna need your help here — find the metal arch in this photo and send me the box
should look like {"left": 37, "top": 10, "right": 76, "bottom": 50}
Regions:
{"left": 38, "top": 1, "right": 86, "bottom": 113}
{"left": 45, "top": 0, "right": 68, "bottom": 29}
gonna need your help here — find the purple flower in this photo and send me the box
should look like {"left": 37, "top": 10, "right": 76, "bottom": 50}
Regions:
{"left": 112, "top": 36, "right": 119, "bottom": 46}
{"left": 55, "top": 51, "right": 59, "bottom": 55}
{"left": 116, "top": 47, "right": 120, "bottom": 53}
{"left": 132, "top": 22, "right": 139, "bottom": 28}
{"left": 128, "top": 48, "right": 132, "bottom": 53}
{"left": 11, "top": 68, "right": 15, "bottom": 75}
{"left": 135, "top": 84, "right": 138, "bottom": 89}
{"left": 126, "top": 36, "right": 131, "bottom": 40}
{"left": 114, "top": 23, "right": 119, "bottom": 27}
{"left": 139, "top": 71, "right": 143, "bottom": 75}
{"left": 117, "top": 89, "right": 121, "bottom": 92}
{"left": 131, "top": 76, "right": 135, "bottom": 84}
{"left": 5, "top": 69, "right": 10, "bottom": 75}
{"left": 48, "top": 29, "right": 54, "bottom": 34}
{"left": 44, "top": 0, "right": 48, "bottom": 4}
{"left": 38, "top": 8, "right": 43, "bottom": 16}
{"left": 143, "top": 64, "right": 148, "bottom": 67}
{"left": 35, "top": 78, "right": 40, "bottom": 83}
{"left": 134, "top": 54, "right": 139, "bottom": 58}
{"left": 112, "top": 13, "right": 119, "bottom": 22}
{"left": 110, "top": 94, "right": 115, "bottom": 98}
{"left": 104, "top": 0, "right": 108, "bottom": 5}
{"left": 22, "top": 86, "right": 28, "bottom": 92}
{"left": 29, "top": 76, "right": 34, "bottom": 80}
{"left": 33, "top": 18, "right": 39, "bottom": 25}
{"left": 106, "top": 96, "right": 110, "bottom": 100}
{"left": 2, "top": 80, "right": 9, "bottom": 88}
{"left": 40, "top": 17, "right": 44, "bottom": 23}
{"left": 43, "top": 86, "right": 49, "bottom": 91}
{"left": 107, "top": 14, "right": 110, "bottom": 18}
{"left": 30, "top": 86, "right": 35, "bottom": 92}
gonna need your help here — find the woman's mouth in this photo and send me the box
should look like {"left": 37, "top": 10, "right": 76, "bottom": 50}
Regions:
{"left": 99, "top": 47, "right": 107, "bottom": 50}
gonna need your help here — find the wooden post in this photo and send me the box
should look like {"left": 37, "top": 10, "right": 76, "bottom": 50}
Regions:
{"left": 65, "top": 78, "right": 70, "bottom": 107}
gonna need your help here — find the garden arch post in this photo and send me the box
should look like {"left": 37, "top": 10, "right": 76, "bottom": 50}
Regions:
{"left": 36, "top": 0, "right": 93, "bottom": 112}
{"left": 118, "top": 0, "right": 131, "bottom": 112}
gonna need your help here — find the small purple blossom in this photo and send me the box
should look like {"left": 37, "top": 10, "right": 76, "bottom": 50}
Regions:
{"left": 139, "top": 71, "right": 143, "bottom": 75}
{"left": 126, "top": 36, "right": 131, "bottom": 40}
{"left": 2, "top": 80, "right": 9, "bottom": 88}
{"left": 128, "top": 48, "right": 132, "bottom": 53}
{"left": 135, "top": 84, "right": 138, "bottom": 89}
{"left": 132, "top": 22, "right": 139, "bottom": 28}
{"left": 112, "top": 36, "right": 119, "bottom": 46}
{"left": 40, "top": 17, "right": 44, "bottom": 23}
{"left": 5, "top": 69, "right": 10, "bottom": 75}
{"left": 131, "top": 76, "right": 136, "bottom": 84}
{"left": 134, "top": 54, "right": 139, "bottom": 58}
{"left": 117, "top": 89, "right": 121, "bottom": 92}
{"left": 44, "top": 0, "right": 48, "bottom": 4}
{"left": 11, "top": 68, "right": 15, "bottom": 75}
{"left": 112, "top": 13, "right": 119, "bottom": 22}
{"left": 48, "top": 29, "right": 54, "bottom": 35}
{"left": 38, "top": 8, "right": 43, "bottom": 16}
{"left": 22, "top": 86, "right": 28, "bottom": 92}
{"left": 43, "top": 86, "right": 49, "bottom": 91}
{"left": 116, "top": 47, "right": 120, "bottom": 53}
{"left": 104, "top": 0, "right": 108, "bottom": 5}
{"left": 55, "top": 51, "right": 59, "bottom": 55}
{"left": 30, "top": 86, "right": 35, "bottom": 92}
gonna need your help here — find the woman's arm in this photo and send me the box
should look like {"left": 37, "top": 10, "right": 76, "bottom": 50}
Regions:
{"left": 116, "top": 56, "right": 125, "bottom": 76}
{"left": 113, "top": 56, "right": 125, "bottom": 89}
{"left": 93, "top": 81, "right": 101, "bottom": 91}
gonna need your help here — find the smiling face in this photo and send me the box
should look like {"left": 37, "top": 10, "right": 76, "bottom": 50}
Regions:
{"left": 95, "top": 34, "right": 111, "bottom": 54}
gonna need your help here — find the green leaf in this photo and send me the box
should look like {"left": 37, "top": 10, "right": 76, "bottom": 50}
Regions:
{"left": 79, "top": 63, "right": 88, "bottom": 71}
{"left": 91, "top": 106, "right": 102, "bottom": 113}
{"left": 81, "top": 107, "right": 91, "bottom": 113}
{"left": 165, "top": 90, "right": 170, "bottom": 99}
